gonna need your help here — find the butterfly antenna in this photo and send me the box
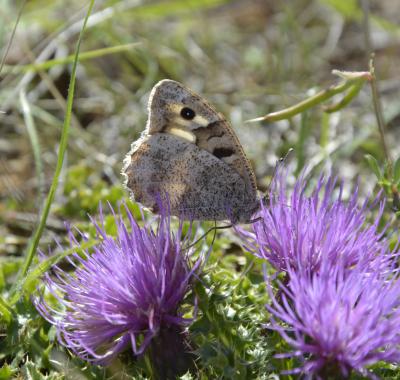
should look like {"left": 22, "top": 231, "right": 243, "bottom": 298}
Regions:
{"left": 246, "top": 216, "right": 262, "bottom": 224}
{"left": 185, "top": 214, "right": 265, "bottom": 251}
{"left": 261, "top": 148, "right": 294, "bottom": 204}
{"left": 184, "top": 222, "right": 233, "bottom": 250}
{"left": 210, "top": 221, "right": 218, "bottom": 248}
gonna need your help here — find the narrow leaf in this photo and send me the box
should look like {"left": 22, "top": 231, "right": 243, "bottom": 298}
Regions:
{"left": 393, "top": 157, "right": 400, "bottom": 184}
{"left": 364, "top": 154, "right": 382, "bottom": 180}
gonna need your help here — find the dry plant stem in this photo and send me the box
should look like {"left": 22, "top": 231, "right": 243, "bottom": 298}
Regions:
{"left": 0, "top": 0, "right": 27, "bottom": 75}
{"left": 361, "top": 0, "right": 372, "bottom": 60}
{"left": 361, "top": 0, "right": 392, "bottom": 167}
{"left": 369, "top": 57, "right": 391, "bottom": 166}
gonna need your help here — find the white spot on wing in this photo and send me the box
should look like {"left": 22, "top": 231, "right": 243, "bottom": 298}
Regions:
{"left": 166, "top": 127, "right": 197, "bottom": 143}
{"left": 193, "top": 114, "right": 209, "bottom": 126}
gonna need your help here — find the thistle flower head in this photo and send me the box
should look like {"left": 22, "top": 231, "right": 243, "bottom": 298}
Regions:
{"left": 266, "top": 251, "right": 400, "bottom": 379}
{"left": 35, "top": 203, "right": 201, "bottom": 365}
{"left": 241, "top": 169, "right": 387, "bottom": 272}
{"left": 242, "top": 167, "right": 400, "bottom": 378}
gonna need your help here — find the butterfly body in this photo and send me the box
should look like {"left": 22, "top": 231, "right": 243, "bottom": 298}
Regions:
{"left": 123, "top": 80, "right": 259, "bottom": 223}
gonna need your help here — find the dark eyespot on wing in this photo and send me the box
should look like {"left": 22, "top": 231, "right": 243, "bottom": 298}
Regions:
{"left": 180, "top": 107, "right": 196, "bottom": 120}
{"left": 213, "top": 147, "right": 234, "bottom": 159}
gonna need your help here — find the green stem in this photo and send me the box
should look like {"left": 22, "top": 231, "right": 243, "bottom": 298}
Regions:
{"left": 10, "top": 0, "right": 95, "bottom": 301}
{"left": 320, "top": 112, "right": 330, "bottom": 148}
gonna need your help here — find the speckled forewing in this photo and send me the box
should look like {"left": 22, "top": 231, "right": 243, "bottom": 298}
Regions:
{"left": 146, "top": 80, "right": 258, "bottom": 195}
{"left": 124, "top": 133, "right": 259, "bottom": 222}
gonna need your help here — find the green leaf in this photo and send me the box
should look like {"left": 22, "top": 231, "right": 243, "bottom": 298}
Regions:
{"left": 0, "top": 296, "right": 13, "bottom": 324}
{"left": 393, "top": 157, "right": 400, "bottom": 184}
{"left": 320, "top": 0, "right": 361, "bottom": 19}
{"left": 364, "top": 154, "right": 382, "bottom": 180}
{"left": 0, "top": 363, "right": 16, "bottom": 380}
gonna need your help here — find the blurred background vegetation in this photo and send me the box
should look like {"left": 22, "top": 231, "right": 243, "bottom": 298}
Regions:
{"left": 0, "top": 0, "right": 399, "bottom": 378}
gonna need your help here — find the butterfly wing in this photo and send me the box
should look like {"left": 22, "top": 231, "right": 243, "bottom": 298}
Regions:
{"left": 146, "top": 80, "right": 258, "bottom": 194}
{"left": 123, "top": 80, "right": 259, "bottom": 222}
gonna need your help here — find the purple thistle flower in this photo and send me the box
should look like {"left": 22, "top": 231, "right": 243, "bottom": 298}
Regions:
{"left": 266, "top": 251, "right": 400, "bottom": 379}
{"left": 238, "top": 168, "right": 400, "bottom": 378}
{"left": 35, "top": 203, "right": 201, "bottom": 365}
{"left": 240, "top": 169, "right": 388, "bottom": 273}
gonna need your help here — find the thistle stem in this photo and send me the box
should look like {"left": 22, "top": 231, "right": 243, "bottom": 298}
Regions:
{"left": 147, "top": 326, "right": 197, "bottom": 380}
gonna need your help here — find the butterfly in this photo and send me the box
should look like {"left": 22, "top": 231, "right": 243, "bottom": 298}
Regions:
{"left": 122, "top": 80, "right": 260, "bottom": 223}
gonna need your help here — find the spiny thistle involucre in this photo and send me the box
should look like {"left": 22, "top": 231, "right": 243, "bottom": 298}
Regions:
{"left": 35, "top": 204, "right": 201, "bottom": 365}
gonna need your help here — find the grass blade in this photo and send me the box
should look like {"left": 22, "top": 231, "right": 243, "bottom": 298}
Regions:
{"left": 19, "top": 90, "right": 44, "bottom": 206}
{"left": 20, "top": 239, "right": 97, "bottom": 296}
